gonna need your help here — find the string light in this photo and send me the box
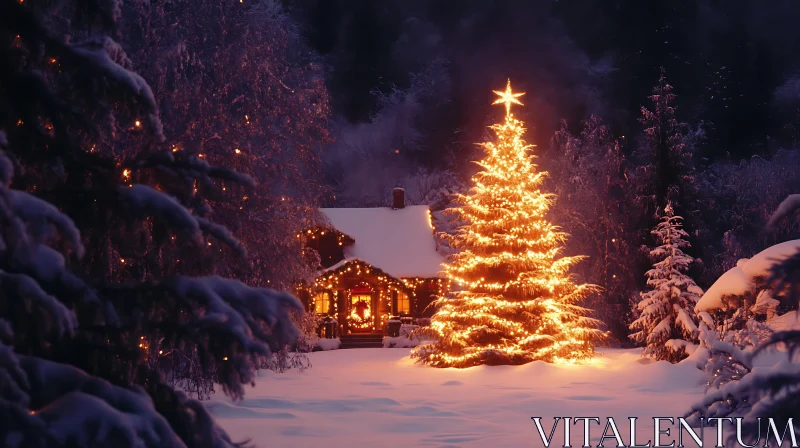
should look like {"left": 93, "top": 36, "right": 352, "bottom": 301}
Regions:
{"left": 411, "top": 80, "right": 602, "bottom": 368}
{"left": 297, "top": 259, "right": 447, "bottom": 333}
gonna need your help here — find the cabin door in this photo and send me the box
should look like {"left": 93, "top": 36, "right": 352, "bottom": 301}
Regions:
{"left": 347, "top": 284, "right": 375, "bottom": 333}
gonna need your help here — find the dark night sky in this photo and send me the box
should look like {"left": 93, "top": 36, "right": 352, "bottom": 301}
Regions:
{"left": 288, "top": 0, "right": 800, "bottom": 163}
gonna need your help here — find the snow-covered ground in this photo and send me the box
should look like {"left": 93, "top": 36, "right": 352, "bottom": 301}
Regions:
{"left": 207, "top": 348, "right": 721, "bottom": 447}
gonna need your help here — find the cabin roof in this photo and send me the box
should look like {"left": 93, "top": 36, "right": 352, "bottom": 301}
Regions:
{"left": 319, "top": 205, "right": 445, "bottom": 278}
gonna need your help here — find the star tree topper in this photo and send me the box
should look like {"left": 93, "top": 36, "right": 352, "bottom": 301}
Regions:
{"left": 492, "top": 79, "right": 525, "bottom": 116}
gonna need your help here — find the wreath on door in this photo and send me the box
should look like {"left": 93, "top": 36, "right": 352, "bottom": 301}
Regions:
{"left": 348, "top": 299, "right": 372, "bottom": 330}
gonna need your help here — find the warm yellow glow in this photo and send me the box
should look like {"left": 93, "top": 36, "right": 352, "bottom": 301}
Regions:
{"left": 411, "top": 80, "right": 603, "bottom": 368}
{"left": 235, "top": 148, "right": 241, "bottom": 154}
{"left": 397, "top": 290, "right": 411, "bottom": 314}
{"left": 301, "top": 259, "right": 448, "bottom": 332}
{"left": 349, "top": 293, "right": 373, "bottom": 330}
{"left": 122, "top": 169, "right": 131, "bottom": 180}
{"left": 134, "top": 120, "right": 141, "bottom": 128}
{"left": 314, "top": 292, "right": 330, "bottom": 314}
{"left": 492, "top": 79, "right": 525, "bottom": 117}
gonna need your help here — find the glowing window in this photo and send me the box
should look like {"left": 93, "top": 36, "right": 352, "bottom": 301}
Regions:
{"left": 397, "top": 291, "right": 410, "bottom": 314}
{"left": 350, "top": 294, "right": 372, "bottom": 313}
{"left": 314, "top": 292, "right": 330, "bottom": 314}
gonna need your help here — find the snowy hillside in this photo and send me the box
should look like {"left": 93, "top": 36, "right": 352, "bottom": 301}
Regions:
{"left": 207, "top": 349, "right": 718, "bottom": 447}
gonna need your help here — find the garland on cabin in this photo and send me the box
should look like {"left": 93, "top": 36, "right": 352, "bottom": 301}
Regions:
{"left": 296, "top": 259, "right": 449, "bottom": 332}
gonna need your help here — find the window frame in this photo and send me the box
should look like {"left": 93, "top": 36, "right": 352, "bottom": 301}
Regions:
{"left": 396, "top": 290, "right": 411, "bottom": 315}
{"left": 314, "top": 291, "right": 330, "bottom": 314}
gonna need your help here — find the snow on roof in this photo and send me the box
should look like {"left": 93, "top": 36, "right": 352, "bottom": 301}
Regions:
{"left": 319, "top": 205, "right": 445, "bottom": 278}
{"left": 695, "top": 239, "right": 800, "bottom": 313}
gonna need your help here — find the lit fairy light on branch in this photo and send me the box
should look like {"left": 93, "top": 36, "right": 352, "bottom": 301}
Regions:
{"left": 411, "top": 79, "right": 605, "bottom": 368}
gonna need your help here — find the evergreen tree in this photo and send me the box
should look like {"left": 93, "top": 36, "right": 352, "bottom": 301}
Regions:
{"left": 412, "top": 80, "right": 604, "bottom": 368}
{"left": 0, "top": 0, "right": 301, "bottom": 445}
{"left": 637, "top": 69, "right": 694, "bottom": 216}
{"left": 120, "top": 0, "right": 332, "bottom": 291}
{"left": 630, "top": 203, "right": 703, "bottom": 362}
{"left": 551, "top": 116, "right": 638, "bottom": 342}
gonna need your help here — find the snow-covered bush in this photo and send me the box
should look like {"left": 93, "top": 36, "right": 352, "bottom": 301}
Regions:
{"left": 685, "top": 195, "right": 800, "bottom": 442}
{"left": 695, "top": 239, "right": 800, "bottom": 344}
{"left": 383, "top": 335, "right": 422, "bottom": 348}
{"left": 260, "top": 310, "right": 316, "bottom": 373}
{"left": 630, "top": 203, "right": 703, "bottom": 362}
{"left": 315, "top": 338, "right": 341, "bottom": 351}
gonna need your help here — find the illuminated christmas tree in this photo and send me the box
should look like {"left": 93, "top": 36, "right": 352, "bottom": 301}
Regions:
{"left": 412, "top": 80, "right": 605, "bottom": 368}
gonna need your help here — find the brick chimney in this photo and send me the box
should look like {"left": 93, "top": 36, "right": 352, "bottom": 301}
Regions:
{"left": 392, "top": 187, "right": 405, "bottom": 209}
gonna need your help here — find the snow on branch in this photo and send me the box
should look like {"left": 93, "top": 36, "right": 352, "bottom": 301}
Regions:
{"left": 119, "top": 185, "right": 200, "bottom": 236}
{"left": 0, "top": 181, "right": 102, "bottom": 314}
{"left": 8, "top": 190, "right": 84, "bottom": 258}
{"left": 0, "top": 270, "right": 77, "bottom": 338}
{"left": 674, "top": 304, "right": 699, "bottom": 336}
{"left": 165, "top": 276, "right": 303, "bottom": 399}
{"left": 195, "top": 217, "right": 246, "bottom": 257}
{"left": 18, "top": 355, "right": 185, "bottom": 447}
{"left": 686, "top": 360, "right": 800, "bottom": 423}
{"left": 754, "top": 330, "right": 800, "bottom": 360}
{"left": 69, "top": 37, "right": 163, "bottom": 140}
{"left": 169, "top": 276, "right": 302, "bottom": 354}
{"left": 767, "top": 194, "right": 800, "bottom": 230}
{"left": 126, "top": 152, "right": 256, "bottom": 189}
{"left": 119, "top": 185, "right": 245, "bottom": 253}
{"left": 181, "top": 156, "right": 256, "bottom": 188}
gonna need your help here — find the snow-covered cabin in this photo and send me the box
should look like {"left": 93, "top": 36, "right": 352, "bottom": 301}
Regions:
{"left": 299, "top": 188, "right": 447, "bottom": 334}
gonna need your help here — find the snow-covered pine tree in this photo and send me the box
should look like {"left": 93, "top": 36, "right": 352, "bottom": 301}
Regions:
{"left": 630, "top": 203, "right": 703, "bottom": 362}
{"left": 1, "top": 1, "right": 301, "bottom": 446}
